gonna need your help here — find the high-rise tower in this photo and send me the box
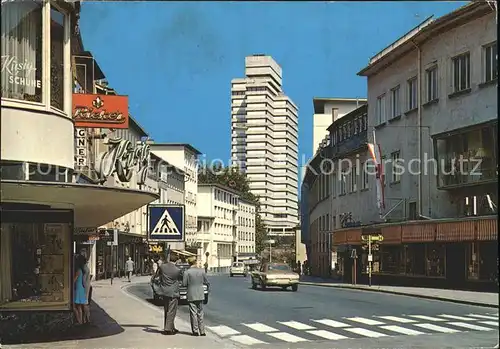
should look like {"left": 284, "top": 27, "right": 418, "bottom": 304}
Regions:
{"left": 230, "top": 55, "right": 299, "bottom": 236}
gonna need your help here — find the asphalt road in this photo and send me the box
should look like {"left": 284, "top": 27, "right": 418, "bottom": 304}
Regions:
{"left": 127, "top": 275, "right": 499, "bottom": 349}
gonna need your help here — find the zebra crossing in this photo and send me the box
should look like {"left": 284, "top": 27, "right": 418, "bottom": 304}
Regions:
{"left": 207, "top": 312, "right": 499, "bottom": 346}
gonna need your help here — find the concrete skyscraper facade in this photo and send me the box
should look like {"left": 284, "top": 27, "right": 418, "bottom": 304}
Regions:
{"left": 230, "top": 55, "right": 299, "bottom": 236}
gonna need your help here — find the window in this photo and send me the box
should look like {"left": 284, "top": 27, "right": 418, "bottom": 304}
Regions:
{"left": 376, "top": 94, "right": 386, "bottom": 125}
{"left": 391, "top": 151, "right": 401, "bottom": 183}
{"left": 339, "top": 173, "right": 346, "bottom": 195}
{"left": 390, "top": 86, "right": 400, "bottom": 118}
{"left": 1, "top": 1, "right": 43, "bottom": 102}
{"left": 452, "top": 52, "right": 470, "bottom": 92}
{"left": 1, "top": 211, "right": 72, "bottom": 311}
{"left": 50, "top": 6, "right": 64, "bottom": 110}
{"left": 483, "top": 42, "right": 497, "bottom": 83}
{"left": 361, "top": 162, "right": 368, "bottom": 190}
{"left": 331, "top": 172, "right": 336, "bottom": 196}
{"left": 426, "top": 66, "right": 438, "bottom": 102}
{"left": 407, "top": 77, "right": 417, "bottom": 110}
{"left": 351, "top": 165, "right": 357, "bottom": 192}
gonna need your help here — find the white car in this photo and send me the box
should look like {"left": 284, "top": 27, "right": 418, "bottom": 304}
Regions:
{"left": 230, "top": 262, "right": 248, "bottom": 277}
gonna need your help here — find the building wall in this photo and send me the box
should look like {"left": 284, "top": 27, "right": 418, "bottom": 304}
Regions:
{"left": 366, "top": 10, "right": 497, "bottom": 220}
{"left": 150, "top": 145, "right": 199, "bottom": 246}
{"left": 238, "top": 200, "right": 257, "bottom": 254}
{"left": 312, "top": 99, "right": 367, "bottom": 154}
{"left": 230, "top": 55, "right": 299, "bottom": 235}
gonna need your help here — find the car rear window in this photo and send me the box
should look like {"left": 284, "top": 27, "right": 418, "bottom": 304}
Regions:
{"left": 232, "top": 262, "right": 244, "bottom": 267}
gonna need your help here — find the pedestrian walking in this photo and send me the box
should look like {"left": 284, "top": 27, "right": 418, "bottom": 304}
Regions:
{"left": 296, "top": 260, "right": 302, "bottom": 275}
{"left": 182, "top": 258, "right": 210, "bottom": 336}
{"left": 204, "top": 261, "right": 208, "bottom": 274}
{"left": 125, "top": 257, "right": 134, "bottom": 282}
{"left": 153, "top": 252, "right": 181, "bottom": 335}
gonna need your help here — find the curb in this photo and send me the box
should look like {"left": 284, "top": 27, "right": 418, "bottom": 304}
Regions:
{"left": 299, "top": 282, "right": 499, "bottom": 308}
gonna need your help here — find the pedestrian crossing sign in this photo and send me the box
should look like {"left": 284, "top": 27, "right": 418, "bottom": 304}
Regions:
{"left": 148, "top": 205, "right": 185, "bottom": 241}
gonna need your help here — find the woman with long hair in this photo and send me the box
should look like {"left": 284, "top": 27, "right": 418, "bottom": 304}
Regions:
{"left": 73, "top": 255, "right": 87, "bottom": 324}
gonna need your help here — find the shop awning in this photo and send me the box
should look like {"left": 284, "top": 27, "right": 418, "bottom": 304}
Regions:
{"left": 172, "top": 249, "right": 196, "bottom": 257}
{"left": 1, "top": 180, "right": 159, "bottom": 228}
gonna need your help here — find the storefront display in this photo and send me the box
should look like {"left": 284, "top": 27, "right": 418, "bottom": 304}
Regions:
{"left": 0, "top": 209, "right": 72, "bottom": 311}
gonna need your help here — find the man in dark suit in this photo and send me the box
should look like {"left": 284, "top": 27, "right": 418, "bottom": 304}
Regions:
{"left": 153, "top": 253, "right": 181, "bottom": 335}
{"left": 182, "top": 258, "right": 210, "bottom": 336}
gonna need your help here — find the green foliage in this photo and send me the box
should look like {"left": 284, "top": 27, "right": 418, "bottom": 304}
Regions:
{"left": 198, "top": 165, "right": 268, "bottom": 254}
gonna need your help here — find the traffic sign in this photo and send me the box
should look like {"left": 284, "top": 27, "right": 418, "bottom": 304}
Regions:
{"left": 148, "top": 204, "right": 185, "bottom": 241}
{"left": 362, "top": 234, "right": 384, "bottom": 242}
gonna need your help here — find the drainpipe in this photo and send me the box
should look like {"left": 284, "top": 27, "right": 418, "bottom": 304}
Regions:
{"left": 411, "top": 40, "right": 423, "bottom": 218}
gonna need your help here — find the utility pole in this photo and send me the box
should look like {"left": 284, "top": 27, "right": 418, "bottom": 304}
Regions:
{"left": 361, "top": 234, "right": 383, "bottom": 287}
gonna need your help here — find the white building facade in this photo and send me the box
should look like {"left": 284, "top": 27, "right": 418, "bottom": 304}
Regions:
{"left": 230, "top": 55, "right": 299, "bottom": 236}
{"left": 197, "top": 184, "right": 257, "bottom": 272}
{"left": 150, "top": 143, "right": 201, "bottom": 247}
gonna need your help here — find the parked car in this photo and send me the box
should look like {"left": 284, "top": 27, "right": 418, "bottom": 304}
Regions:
{"left": 250, "top": 262, "right": 299, "bottom": 291}
{"left": 230, "top": 262, "right": 248, "bottom": 277}
{"left": 151, "top": 263, "right": 209, "bottom": 304}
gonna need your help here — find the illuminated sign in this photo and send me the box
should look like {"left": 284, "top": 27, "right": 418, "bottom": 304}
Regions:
{"left": 72, "top": 94, "right": 129, "bottom": 129}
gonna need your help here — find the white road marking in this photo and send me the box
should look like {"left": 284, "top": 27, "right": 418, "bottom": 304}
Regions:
{"left": 230, "top": 335, "right": 267, "bottom": 345}
{"left": 439, "top": 314, "right": 476, "bottom": 321}
{"left": 413, "top": 323, "right": 460, "bottom": 333}
{"left": 447, "top": 322, "right": 496, "bottom": 331}
{"left": 312, "top": 318, "right": 351, "bottom": 328}
{"left": 380, "top": 325, "right": 425, "bottom": 336}
{"left": 409, "top": 315, "right": 446, "bottom": 322}
{"left": 267, "top": 332, "right": 309, "bottom": 343}
{"left": 479, "top": 321, "right": 499, "bottom": 327}
{"left": 307, "top": 330, "right": 349, "bottom": 340}
{"left": 278, "top": 320, "right": 316, "bottom": 330}
{"left": 377, "top": 316, "right": 417, "bottom": 323}
{"left": 206, "top": 325, "right": 240, "bottom": 337}
{"left": 468, "top": 314, "right": 499, "bottom": 320}
{"left": 344, "top": 327, "right": 388, "bottom": 338}
{"left": 243, "top": 322, "right": 279, "bottom": 333}
{"left": 346, "top": 317, "right": 385, "bottom": 326}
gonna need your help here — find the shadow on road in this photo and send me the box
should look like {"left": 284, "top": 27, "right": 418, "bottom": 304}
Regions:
{"left": 247, "top": 286, "right": 295, "bottom": 292}
{"left": 1, "top": 301, "right": 124, "bottom": 345}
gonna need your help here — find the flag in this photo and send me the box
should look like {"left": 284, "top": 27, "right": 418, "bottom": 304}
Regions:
{"left": 367, "top": 131, "right": 385, "bottom": 217}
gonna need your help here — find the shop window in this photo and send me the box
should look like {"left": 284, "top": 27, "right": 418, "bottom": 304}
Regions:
{"left": 380, "top": 245, "right": 404, "bottom": 274}
{"left": 50, "top": 6, "right": 64, "bottom": 110}
{"left": 0, "top": 212, "right": 72, "bottom": 310}
{"left": 405, "top": 244, "right": 426, "bottom": 275}
{"left": 425, "top": 244, "right": 445, "bottom": 277}
{"left": 0, "top": 160, "right": 26, "bottom": 180}
{"left": 29, "top": 162, "right": 69, "bottom": 182}
{"left": 1, "top": 1, "right": 43, "bottom": 102}
{"left": 466, "top": 242, "right": 479, "bottom": 280}
{"left": 479, "top": 241, "right": 498, "bottom": 282}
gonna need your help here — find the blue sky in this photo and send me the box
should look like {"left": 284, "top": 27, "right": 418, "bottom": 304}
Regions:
{"left": 80, "top": 1, "right": 466, "bottom": 165}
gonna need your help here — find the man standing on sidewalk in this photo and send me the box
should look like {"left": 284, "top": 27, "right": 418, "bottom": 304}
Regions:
{"left": 155, "top": 253, "right": 181, "bottom": 335}
{"left": 125, "top": 257, "right": 135, "bottom": 282}
{"left": 182, "top": 258, "right": 210, "bottom": 336}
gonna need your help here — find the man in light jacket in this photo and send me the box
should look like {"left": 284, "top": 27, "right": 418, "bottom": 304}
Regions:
{"left": 125, "top": 257, "right": 134, "bottom": 282}
{"left": 154, "top": 253, "right": 181, "bottom": 335}
{"left": 182, "top": 258, "right": 210, "bottom": 336}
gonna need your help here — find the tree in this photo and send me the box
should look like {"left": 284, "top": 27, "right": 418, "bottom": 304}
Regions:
{"left": 198, "top": 165, "right": 268, "bottom": 254}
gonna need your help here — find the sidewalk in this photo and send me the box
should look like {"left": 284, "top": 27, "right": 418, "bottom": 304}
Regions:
{"left": 3, "top": 276, "right": 241, "bottom": 349}
{"left": 300, "top": 276, "right": 499, "bottom": 308}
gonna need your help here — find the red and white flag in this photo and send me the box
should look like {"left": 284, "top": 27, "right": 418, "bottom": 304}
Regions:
{"left": 367, "top": 130, "right": 385, "bottom": 217}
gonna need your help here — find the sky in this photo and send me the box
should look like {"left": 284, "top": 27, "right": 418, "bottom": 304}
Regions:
{"left": 80, "top": 1, "right": 467, "bottom": 167}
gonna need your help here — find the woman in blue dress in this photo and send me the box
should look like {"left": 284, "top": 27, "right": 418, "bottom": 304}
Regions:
{"left": 73, "top": 255, "right": 87, "bottom": 324}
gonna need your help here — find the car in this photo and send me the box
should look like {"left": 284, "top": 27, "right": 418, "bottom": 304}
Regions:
{"left": 250, "top": 262, "right": 300, "bottom": 291}
{"left": 230, "top": 262, "right": 248, "bottom": 277}
{"left": 151, "top": 263, "right": 209, "bottom": 304}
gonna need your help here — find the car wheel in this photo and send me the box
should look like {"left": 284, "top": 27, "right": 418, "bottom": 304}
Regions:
{"left": 244, "top": 273, "right": 248, "bottom": 277}
{"left": 203, "top": 295, "right": 209, "bottom": 305}
{"left": 291, "top": 284, "right": 298, "bottom": 292}
{"left": 281, "top": 286, "right": 287, "bottom": 291}
{"left": 251, "top": 281, "right": 257, "bottom": 289}
{"left": 230, "top": 273, "right": 233, "bottom": 277}
{"left": 260, "top": 280, "right": 267, "bottom": 290}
